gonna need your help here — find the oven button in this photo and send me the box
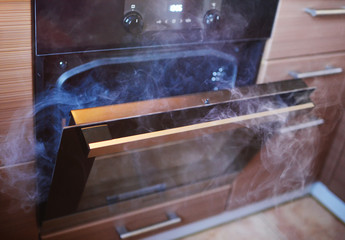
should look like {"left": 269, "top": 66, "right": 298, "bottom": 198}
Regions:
{"left": 203, "top": 10, "right": 221, "bottom": 29}
{"left": 123, "top": 11, "right": 143, "bottom": 34}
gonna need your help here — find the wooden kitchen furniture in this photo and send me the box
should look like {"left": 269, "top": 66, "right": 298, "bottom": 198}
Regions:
{"left": 0, "top": 0, "right": 344, "bottom": 239}
{"left": 0, "top": 1, "right": 38, "bottom": 239}
{"left": 320, "top": 112, "right": 345, "bottom": 202}
{"left": 229, "top": 0, "right": 345, "bottom": 207}
{"left": 257, "top": 0, "right": 345, "bottom": 205}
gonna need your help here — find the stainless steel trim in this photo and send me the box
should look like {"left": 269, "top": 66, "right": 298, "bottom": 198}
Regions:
{"left": 116, "top": 212, "right": 182, "bottom": 239}
{"left": 289, "top": 67, "right": 343, "bottom": 79}
{"left": 304, "top": 7, "right": 345, "bottom": 17}
{"left": 87, "top": 103, "right": 315, "bottom": 158}
{"left": 279, "top": 119, "right": 324, "bottom": 134}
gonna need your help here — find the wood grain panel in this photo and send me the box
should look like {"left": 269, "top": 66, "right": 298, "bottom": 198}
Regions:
{"left": 320, "top": 111, "right": 345, "bottom": 202}
{"left": 0, "top": 1, "right": 33, "bottom": 166}
{"left": 256, "top": 0, "right": 345, "bottom": 212}
{"left": 0, "top": 50, "right": 32, "bottom": 71}
{"left": 0, "top": 4, "right": 36, "bottom": 239}
{"left": 264, "top": 0, "right": 345, "bottom": 60}
{"left": 329, "top": 156, "right": 345, "bottom": 202}
{"left": 0, "top": 26, "right": 31, "bottom": 51}
{"left": 0, "top": 161, "right": 38, "bottom": 240}
{"left": 0, "top": 3, "right": 30, "bottom": 26}
{"left": 227, "top": 105, "right": 340, "bottom": 209}
{"left": 0, "top": 0, "right": 31, "bottom": 2}
{"left": 258, "top": 51, "right": 345, "bottom": 108}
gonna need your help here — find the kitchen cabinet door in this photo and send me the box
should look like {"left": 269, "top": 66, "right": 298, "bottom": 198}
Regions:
{"left": 0, "top": 162, "right": 38, "bottom": 240}
{"left": 0, "top": 1, "right": 33, "bottom": 166}
{"left": 320, "top": 111, "right": 345, "bottom": 202}
{"left": 258, "top": 51, "right": 345, "bottom": 108}
{"left": 264, "top": 0, "right": 345, "bottom": 60}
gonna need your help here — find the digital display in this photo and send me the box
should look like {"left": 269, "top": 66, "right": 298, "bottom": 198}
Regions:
{"left": 169, "top": 4, "right": 183, "bottom": 12}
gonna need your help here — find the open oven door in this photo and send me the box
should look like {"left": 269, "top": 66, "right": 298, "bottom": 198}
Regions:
{"left": 43, "top": 79, "right": 322, "bottom": 221}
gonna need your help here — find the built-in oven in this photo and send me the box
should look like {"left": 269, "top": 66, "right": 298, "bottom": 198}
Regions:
{"left": 44, "top": 80, "right": 316, "bottom": 218}
{"left": 32, "top": 0, "right": 322, "bottom": 238}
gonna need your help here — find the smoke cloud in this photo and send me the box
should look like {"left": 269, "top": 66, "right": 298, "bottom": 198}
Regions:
{"left": 1, "top": 46, "right": 341, "bottom": 228}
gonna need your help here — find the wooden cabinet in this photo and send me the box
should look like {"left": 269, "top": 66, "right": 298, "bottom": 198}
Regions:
{"left": 0, "top": 162, "right": 38, "bottom": 240}
{"left": 229, "top": 0, "right": 345, "bottom": 209}
{"left": 258, "top": 52, "right": 345, "bottom": 107}
{"left": 263, "top": 0, "right": 345, "bottom": 60}
{"left": 320, "top": 112, "right": 345, "bottom": 202}
{"left": 0, "top": 0, "right": 343, "bottom": 239}
{"left": 0, "top": 1, "right": 33, "bottom": 166}
{"left": 41, "top": 185, "right": 231, "bottom": 240}
{"left": 0, "top": 1, "right": 38, "bottom": 239}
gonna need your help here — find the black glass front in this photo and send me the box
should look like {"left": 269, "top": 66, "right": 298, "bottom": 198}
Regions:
{"left": 33, "top": 0, "right": 279, "bottom": 222}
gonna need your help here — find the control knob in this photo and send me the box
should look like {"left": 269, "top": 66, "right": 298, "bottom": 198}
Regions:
{"left": 123, "top": 11, "right": 144, "bottom": 34}
{"left": 203, "top": 10, "right": 221, "bottom": 29}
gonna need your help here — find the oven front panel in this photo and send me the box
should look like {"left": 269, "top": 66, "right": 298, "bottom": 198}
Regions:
{"left": 35, "top": 42, "right": 265, "bottom": 107}
{"left": 35, "top": 0, "right": 279, "bottom": 55}
{"left": 77, "top": 128, "right": 258, "bottom": 212}
{"left": 33, "top": 0, "right": 281, "bottom": 228}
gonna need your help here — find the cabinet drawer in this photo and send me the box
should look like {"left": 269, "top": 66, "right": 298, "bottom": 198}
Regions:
{"left": 41, "top": 185, "right": 231, "bottom": 240}
{"left": 228, "top": 105, "right": 339, "bottom": 210}
{"left": 265, "top": 0, "right": 345, "bottom": 59}
{"left": 258, "top": 52, "right": 345, "bottom": 107}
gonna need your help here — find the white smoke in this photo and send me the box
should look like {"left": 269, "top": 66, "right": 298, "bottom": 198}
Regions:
{"left": 0, "top": 107, "right": 38, "bottom": 212}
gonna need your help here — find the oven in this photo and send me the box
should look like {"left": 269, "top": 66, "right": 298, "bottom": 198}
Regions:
{"left": 32, "top": 0, "right": 321, "bottom": 238}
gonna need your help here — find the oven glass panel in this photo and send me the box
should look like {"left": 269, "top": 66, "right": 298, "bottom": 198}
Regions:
{"left": 77, "top": 127, "right": 260, "bottom": 212}
{"left": 58, "top": 51, "right": 238, "bottom": 108}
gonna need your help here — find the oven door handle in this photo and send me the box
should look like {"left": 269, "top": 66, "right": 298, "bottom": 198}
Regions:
{"left": 116, "top": 212, "right": 181, "bottom": 239}
{"left": 289, "top": 66, "right": 343, "bottom": 79}
{"left": 304, "top": 7, "right": 345, "bottom": 17}
{"left": 85, "top": 102, "right": 315, "bottom": 158}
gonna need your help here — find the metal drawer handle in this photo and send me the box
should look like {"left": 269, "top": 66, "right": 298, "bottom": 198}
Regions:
{"left": 289, "top": 67, "right": 343, "bottom": 79}
{"left": 116, "top": 212, "right": 181, "bottom": 239}
{"left": 304, "top": 7, "right": 345, "bottom": 17}
{"left": 279, "top": 119, "right": 324, "bottom": 134}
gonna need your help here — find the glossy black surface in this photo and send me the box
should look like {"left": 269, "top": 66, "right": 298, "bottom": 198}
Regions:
{"left": 123, "top": 11, "right": 144, "bottom": 34}
{"left": 204, "top": 10, "right": 222, "bottom": 30}
{"left": 33, "top": 0, "right": 279, "bottom": 222}
{"left": 34, "top": 0, "right": 279, "bottom": 54}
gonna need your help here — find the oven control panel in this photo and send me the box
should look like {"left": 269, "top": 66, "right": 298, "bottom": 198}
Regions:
{"left": 123, "top": 0, "right": 222, "bottom": 34}
{"left": 35, "top": 0, "right": 279, "bottom": 54}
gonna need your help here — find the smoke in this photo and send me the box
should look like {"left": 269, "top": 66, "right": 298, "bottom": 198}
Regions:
{"left": 0, "top": 107, "right": 37, "bottom": 212}
{"left": 0, "top": 109, "right": 36, "bottom": 166}
{"left": 2, "top": 41, "right": 341, "bottom": 228}
{"left": 228, "top": 96, "right": 344, "bottom": 209}
{"left": 0, "top": 49, "right": 240, "bottom": 212}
